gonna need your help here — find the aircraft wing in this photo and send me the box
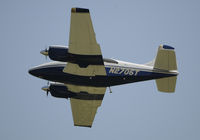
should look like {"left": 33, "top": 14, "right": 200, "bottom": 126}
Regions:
{"left": 68, "top": 7, "right": 102, "bottom": 56}
{"left": 63, "top": 8, "right": 107, "bottom": 127}
{"left": 66, "top": 84, "right": 106, "bottom": 127}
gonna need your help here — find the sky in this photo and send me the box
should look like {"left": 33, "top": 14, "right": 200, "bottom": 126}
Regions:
{"left": 0, "top": 0, "right": 200, "bottom": 139}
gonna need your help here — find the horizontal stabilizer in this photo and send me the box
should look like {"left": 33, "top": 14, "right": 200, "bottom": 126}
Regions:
{"left": 154, "top": 45, "right": 177, "bottom": 70}
{"left": 156, "top": 76, "right": 177, "bottom": 93}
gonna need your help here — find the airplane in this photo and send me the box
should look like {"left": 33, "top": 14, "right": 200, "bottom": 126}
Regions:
{"left": 28, "top": 7, "right": 178, "bottom": 128}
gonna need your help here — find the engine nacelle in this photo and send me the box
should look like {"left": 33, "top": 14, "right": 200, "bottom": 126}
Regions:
{"left": 41, "top": 45, "right": 104, "bottom": 67}
{"left": 42, "top": 83, "right": 104, "bottom": 100}
{"left": 48, "top": 46, "right": 69, "bottom": 62}
{"left": 49, "top": 83, "right": 75, "bottom": 99}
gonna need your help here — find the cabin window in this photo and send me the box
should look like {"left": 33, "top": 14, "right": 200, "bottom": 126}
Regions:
{"left": 103, "top": 58, "right": 118, "bottom": 64}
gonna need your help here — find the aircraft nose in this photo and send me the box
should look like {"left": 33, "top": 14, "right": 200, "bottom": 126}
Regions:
{"left": 28, "top": 68, "right": 40, "bottom": 77}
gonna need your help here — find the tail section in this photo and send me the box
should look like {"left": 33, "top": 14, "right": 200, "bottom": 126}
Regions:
{"left": 154, "top": 45, "right": 178, "bottom": 93}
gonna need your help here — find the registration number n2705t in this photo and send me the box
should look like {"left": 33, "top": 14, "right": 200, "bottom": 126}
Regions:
{"left": 108, "top": 67, "right": 139, "bottom": 76}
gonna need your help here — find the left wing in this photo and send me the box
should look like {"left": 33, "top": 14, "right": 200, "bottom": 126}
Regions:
{"left": 63, "top": 8, "right": 107, "bottom": 127}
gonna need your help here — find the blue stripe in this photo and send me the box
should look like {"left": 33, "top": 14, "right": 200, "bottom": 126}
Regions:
{"left": 163, "top": 45, "right": 174, "bottom": 50}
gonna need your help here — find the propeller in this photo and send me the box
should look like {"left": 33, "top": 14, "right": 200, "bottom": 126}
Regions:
{"left": 41, "top": 81, "right": 50, "bottom": 96}
{"left": 40, "top": 46, "right": 49, "bottom": 60}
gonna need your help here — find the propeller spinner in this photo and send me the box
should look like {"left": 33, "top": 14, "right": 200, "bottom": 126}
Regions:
{"left": 40, "top": 48, "right": 49, "bottom": 56}
{"left": 41, "top": 85, "right": 50, "bottom": 96}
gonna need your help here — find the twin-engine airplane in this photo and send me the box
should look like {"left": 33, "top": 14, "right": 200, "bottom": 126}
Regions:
{"left": 29, "top": 7, "right": 178, "bottom": 127}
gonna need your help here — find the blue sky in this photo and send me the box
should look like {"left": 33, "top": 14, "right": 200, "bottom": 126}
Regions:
{"left": 1, "top": 0, "right": 200, "bottom": 139}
